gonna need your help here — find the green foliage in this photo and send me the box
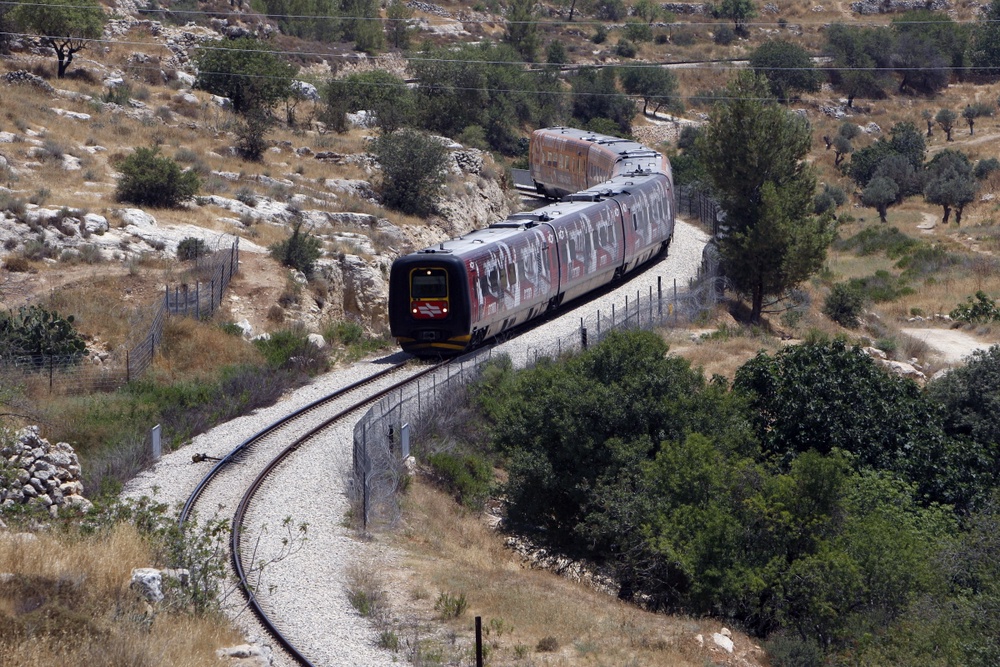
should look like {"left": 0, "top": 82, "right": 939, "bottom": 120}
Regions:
{"left": 614, "top": 38, "right": 637, "bottom": 58}
{"left": 269, "top": 221, "right": 323, "bottom": 278}
{"left": 714, "top": 25, "right": 736, "bottom": 45}
{"left": 323, "top": 70, "right": 412, "bottom": 134}
{"left": 434, "top": 591, "right": 468, "bottom": 618}
{"left": 177, "top": 237, "right": 207, "bottom": 260}
{"left": 570, "top": 67, "right": 634, "bottom": 136}
{"left": 504, "top": 0, "right": 538, "bottom": 61}
{"left": 975, "top": 157, "right": 1000, "bottom": 180}
{"left": 847, "top": 121, "right": 926, "bottom": 188}
{"left": 833, "top": 225, "right": 919, "bottom": 258}
{"left": 115, "top": 146, "right": 200, "bottom": 208}
{"left": 253, "top": 327, "right": 327, "bottom": 372}
{"left": 971, "top": 0, "right": 1000, "bottom": 75}
{"left": 408, "top": 42, "right": 551, "bottom": 154}
{"left": 194, "top": 37, "right": 295, "bottom": 115}
{"left": 593, "top": 0, "right": 626, "bottom": 20}
{"left": 892, "top": 10, "right": 963, "bottom": 94}
{"left": 846, "top": 269, "right": 914, "bottom": 303}
{"left": 385, "top": 0, "right": 414, "bottom": 49}
{"left": 623, "top": 20, "right": 653, "bottom": 43}
{"left": 823, "top": 282, "right": 866, "bottom": 328}
{"left": 936, "top": 107, "right": 957, "bottom": 140}
{"left": 749, "top": 39, "right": 822, "bottom": 101}
{"left": 813, "top": 183, "right": 846, "bottom": 215}
{"left": 619, "top": 65, "right": 681, "bottom": 116}
{"left": 234, "top": 109, "right": 274, "bottom": 162}
{"left": 860, "top": 176, "right": 899, "bottom": 223}
{"left": 0, "top": 305, "right": 86, "bottom": 361}
{"left": 924, "top": 148, "right": 977, "bottom": 225}
{"left": 698, "top": 70, "right": 833, "bottom": 322}
{"left": 949, "top": 290, "right": 1000, "bottom": 323}
{"left": 11, "top": 0, "right": 105, "bottom": 77}
{"left": 371, "top": 129, "right": 449, "bottom": 216}
{"left": 426, "top": 451, "right": 493, "bottom": 508}
{"left": 826, "top": 23, "right": 892, "bottom": 107}
{"left": 258, "top": 0, "right": 339, "bottom": 42}
{"left": 712, "top": 0, "right": 756, "bottom": 34}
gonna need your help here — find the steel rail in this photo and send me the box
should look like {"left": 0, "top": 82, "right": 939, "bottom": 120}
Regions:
{"left": 178, "top": 361, "right": 411, "bottom": 525}
{"left": 227, "top": 360, "right": 449, "bottom": 667}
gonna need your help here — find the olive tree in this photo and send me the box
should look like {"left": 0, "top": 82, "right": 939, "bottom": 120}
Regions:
{"left": 924, "top": 149, "right": 977, "bottom": 225}
{"left": 13, "top": 0, "right": 105, "bottom": 78}
{"left": 371, "top": 129, "right": 449, "bottom": 216}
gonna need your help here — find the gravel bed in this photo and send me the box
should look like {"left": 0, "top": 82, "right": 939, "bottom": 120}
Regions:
{"left": 121, "top": 216, "right": 708, "bottom": 667}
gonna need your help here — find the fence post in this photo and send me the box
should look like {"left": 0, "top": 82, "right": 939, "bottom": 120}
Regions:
{"left": 674, "top": 278, "right": 678, "bottom": 324}
{"left": 625, "top": 295, "right": 628, "bottom": 327}
{"left": 151, "top": 424, "right": 162, "bottom": 462}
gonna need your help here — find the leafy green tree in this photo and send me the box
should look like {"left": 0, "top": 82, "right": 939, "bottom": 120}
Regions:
{"left": 893, "top": 9, "right": 968, "bottom": 81}
{"left": 619, "top": 66, "right": 681, "bottom": 116}
{"left": 936, "top": 108, "right": 957, "bottom": 141}
{"left": 698, "top": 71, "right": 833, "bottom": 322}
{"left": 633, "top": 0, "right": 662, "bottom": 23}
{"left": 371, "top": 129, "right": 449, "bottom": 216}
{"left": 194, "top": 38, "right": 295, "bottom": 115}
{"left": 259, "top": 0, "right": 339, "bottom": 42}
{"left": 846, "top": 121, "right": 925, "bottom": 188}
{"left": 860, "top": 176, "right": 899, "bottom": 223}
{"left": 922, "top": 108, "right": 935, "bottom": 136}
{"left": 546, "top": 40, "right": 568, "bottom": 64}
{"left": 924, "top": 149, "right": 976, "bottom": 224}
{"left": 12, "top": 0, "right": 105, "bottom": 78}
{"left": 115, "top": 147, "right": 200, "bottom": 208}
{"left": 712, "top": 0, "right": 756, "bottom": 36}
{"left": 323, "top": 70, "right": 412, "bottom": 134}
{"left": 971, "top": 0, "right": 1000, "bottom": 76}
{"left": 342, "top": 0, "right": 384, "bottom": 53}
{"left": 269, "top": 221, "right": 323, "bottom": 278}
{"left": 749, "top": 40, "right": 822, "bottom": 102}
{"left": 826, "top": 24, "right": 892, "bottom": 107}
{"left": 593, "top": 0, "right": 626, "bottom": 20}
{"left": 177, "top": 237, "right": 207, "bottom": 260}
{"left": 504, "top": 0, "right": 539, "bottom": 62}
{"left": 963, "top": 102, "right": 993, "bottom": 135}
{"left": 409, "top": 42, "right": 546, "bottom": 154}
{"left": 823, "top": 281, "right": 866, "bottom": 326}
{"left": 872, "top": 153, "right": 922, "bottom": 201}
{"left": 385, "top": 0, "right": 414, "bottom": 49}
{"left": 571, "top": 67, "right": 635, "bottom": 136}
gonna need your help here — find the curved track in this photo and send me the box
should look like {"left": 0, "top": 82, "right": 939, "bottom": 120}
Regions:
{"left": 179, "top": 360, "right": 446, "bottom": 667}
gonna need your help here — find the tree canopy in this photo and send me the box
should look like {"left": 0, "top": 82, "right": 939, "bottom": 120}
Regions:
{"left": 924, "top": 148, "right": 977, "bottom": 225}
{"left": 12, "top": 0, "right": 105, "bottom": 78}
{"left": 619, "top": 66, "right": 681, "bottom": 116}
{"left": 698, "top": 71, "right": 833, "bottom": 322}
{"left": 749, "top": 40, "right": 822, "bottom": 102}
{"left": 194, "top": 37, "right": 296, "bottom": 115}
{"left": 371, "top": 129, "right": 449, "bottom": 216}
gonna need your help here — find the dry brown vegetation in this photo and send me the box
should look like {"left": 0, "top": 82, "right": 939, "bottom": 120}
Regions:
{"left": 383, "top": 479, "right": 765, "bottom": 667}
{"left": 0, "top": 524, "right": 242, "bottom": 666}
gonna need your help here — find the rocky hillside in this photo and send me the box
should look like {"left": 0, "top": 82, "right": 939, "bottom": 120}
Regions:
{"left": 0, "top": 17, "right": 514, "bottom": 339}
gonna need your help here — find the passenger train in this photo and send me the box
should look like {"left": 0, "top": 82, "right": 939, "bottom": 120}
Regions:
{"left": 388, "top": 126, "right": 675, "bottom": 356}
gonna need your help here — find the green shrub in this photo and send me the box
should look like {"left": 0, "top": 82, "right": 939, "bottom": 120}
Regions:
{"left": 592, "top": 24, "right": 608, "bottom": 44}
{"left": 615, "top": 38, "right": 638, "bottom": 58}
{"left": 975, "top": 157, "right": 1000, "bottom": 180}
{"left": 823, "top": 282, "right": 866, "bottom": 328}
{"left": 426, "top": 451, "right": 493, "bottom": 508}
{"left": 536, "top": 636, "right": 559, "bottom": 652}
{"left": 623, "top": 20, "right": 653, "bottom": 43}
{"left": 896, "top": 245, "right": 962, "bottom": 278}
{"left": 115, "top": 146, "right": 200, "bottom": 207}
{"left": 371, "top": 129, "right": 449, "bottom": 217}
{"left": 434, "top": 591, "right": 468, "bottom": 618}
{"left": 833, "top": 226, "right": 920, "bottom": 258}
{"left": 102, "top": 83, "right": 132, "bottom": 105}
{"left": 269, "top": 221, "right": 322, "bottom": 278}
{"left": 950, "top": 290, "right": 1000, "bottom": 323}
{"left": 253, "top": 327, "right": 327, "bottom": 372}
{"left": 714, "top": 25, "right": 735, "bottom": 44}
{"left": 326, "top": 319, "right": 364, "bottom": 345}
{"left": 847, "top": 270, "right": 914, "bottom": 303}
{"left": 177, "top": 236, "right": 207, "bottom": 260}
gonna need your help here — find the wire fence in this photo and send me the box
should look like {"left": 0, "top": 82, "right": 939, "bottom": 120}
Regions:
{"left": 352, "top": 259, "right": 727, "bottom": 529}
{"left": 0, "top": 238, "right": 241, "bottom": 394}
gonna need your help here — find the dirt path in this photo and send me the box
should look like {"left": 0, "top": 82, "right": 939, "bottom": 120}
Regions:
{"left": 902, "top": 327, "right": 994, "bottom": 364}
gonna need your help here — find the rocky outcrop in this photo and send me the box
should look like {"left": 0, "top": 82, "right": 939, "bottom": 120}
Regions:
{"left": 850, "top": 0, "right": 949, "bottom": 13}
{"left": 0, "top": 426, "right": 92, "bottom": 516}
{"left": 432, "top": 150, "right": 514, "bottom": 237}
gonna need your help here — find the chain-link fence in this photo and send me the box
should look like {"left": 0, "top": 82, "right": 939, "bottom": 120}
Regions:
{"left": 352, "top": 263, "right": 728, "bottom": 529}
{"left": 0, "top": 237, "right": 240, "bottom": 394}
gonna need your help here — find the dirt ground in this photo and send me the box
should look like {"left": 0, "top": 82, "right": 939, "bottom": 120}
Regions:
{"left": 901, "top": 327, "right": 994, "bottom": 364}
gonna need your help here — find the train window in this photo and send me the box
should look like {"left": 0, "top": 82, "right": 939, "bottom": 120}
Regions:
{"left": 411, "top": 268, "right": 447, "bottom": 298}
{"left": 489, "top": 267, "right": 501, "bottom": 296}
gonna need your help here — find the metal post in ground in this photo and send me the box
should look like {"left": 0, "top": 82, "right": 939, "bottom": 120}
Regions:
{"left": 475, "top": 617, "right": 483, "bottom": 667}
{"left": 674, "top": 278, "right": 678, "bottom": 324}
{"left": 658, "top": 276, "right": 663, "bottom": 317}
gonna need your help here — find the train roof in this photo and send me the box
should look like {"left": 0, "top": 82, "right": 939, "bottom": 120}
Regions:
{"left": 534, "top": 126, "right": 655, "bottom": 158}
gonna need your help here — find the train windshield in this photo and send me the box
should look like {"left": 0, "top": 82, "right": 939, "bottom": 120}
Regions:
{"left": 411, "top": 269, "right": 448, "bottom": 298}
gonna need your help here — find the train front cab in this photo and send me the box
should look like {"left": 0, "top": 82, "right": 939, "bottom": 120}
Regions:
{"left": 388, "top": 253, "right": 472, "bottom": 356}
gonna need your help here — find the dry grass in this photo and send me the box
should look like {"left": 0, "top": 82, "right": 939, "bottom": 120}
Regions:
{"left": 153, "top": 317, "right": 263, "bottom": 382}
{"left": 387, "top": 480, "right": 761, "bottom": 667}
{"left": 0, "top": 523, "right": 242, "bottom": 666}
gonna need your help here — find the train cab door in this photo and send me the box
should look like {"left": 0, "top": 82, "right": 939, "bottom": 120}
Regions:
{"left": 408, "top": 266, "right": 451, "bottom": 322}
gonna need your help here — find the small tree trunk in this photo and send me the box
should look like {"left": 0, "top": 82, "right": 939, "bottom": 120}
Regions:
{"left": 956, "top": 205, "right": 964, "bottom": 225}
{"left": 926, "top": 121, "right": 933, "bottom": 137}
{"left": 945, "top": 128, "right": 953, "bottom": 141}
{"left": 878, "top": 206, "right": 888, "bottom": 223}
{"left": 751, "top": 279, "right": 764, "bottom": 324}
{"left": 942, "top": 205, "right": 951, "bottom": 224}
{"left": 568, "top": 0, "right": 577, "bottom": 21}
{"left": 968, "top": 120, "right": 975, "bottom": 135}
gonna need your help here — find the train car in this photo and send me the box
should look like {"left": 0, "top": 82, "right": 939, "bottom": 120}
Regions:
{"left": 388, "top": 174, "right": 674, "bottom": 355}
{"left": 528, "top": 126, "right": 671, "bottom": 199}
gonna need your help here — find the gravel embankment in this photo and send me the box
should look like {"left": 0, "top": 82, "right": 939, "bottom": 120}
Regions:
{"left": 122, "top": 217, "right": 708, "bottom": 667}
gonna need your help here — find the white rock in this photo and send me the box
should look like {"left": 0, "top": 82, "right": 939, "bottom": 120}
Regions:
{"left": 175, "top": 71, "right": 196, "bottom": 87}
{"left": 83, "top": 213, "right": 109, "bottom": 234}
{"left": 50, "top": 108, "right": 92, "bottom": 121}
{"left": 307, "top": 333, "right": 327, "bottom": 349}
{"left": 131, "top": 568, "right": 164, "bottom": 603}
{"left": 117, "top": 208, "right": 157, "bottom": 227}
{"left": 712, "top": 632, "right": 734, "bottom": 653}
{"left": 0, "top": 132, "right": 16, "bottom": 143}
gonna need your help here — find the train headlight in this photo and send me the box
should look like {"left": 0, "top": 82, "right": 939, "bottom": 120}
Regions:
{"left": 442, "top": 307, "right": 448, "bottom": 313}
{"left": 412, "top": 308, "right": 418, "bottom": 314}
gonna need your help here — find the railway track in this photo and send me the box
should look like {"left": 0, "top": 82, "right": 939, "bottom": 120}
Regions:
{"left": 179, "top": 359, "right": 448, "bottom": 667}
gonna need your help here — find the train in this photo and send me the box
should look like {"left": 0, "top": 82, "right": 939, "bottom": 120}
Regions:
{"left": 387, "top": 126, "right": 675, "bottom": 356}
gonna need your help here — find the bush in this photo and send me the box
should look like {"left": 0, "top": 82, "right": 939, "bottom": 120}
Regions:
{"left": 253, "top": 327, "right": 327, "bottom": 372}
{"left": 434, "top": 591, "right": 468, "bottom": 618}
{"left": 975, "top": 157, "right": 1000, "bottom": 180}
{"left": 623, "top": 20, "right": 653, "bottom": 43}
{"left": 115, "top": 146, "right": 200, "bottom": 207}
{"left": 426, "top": 451, "right": 493, "bottom": 508}
{"left": 823, "top": 282, "right": 866, "bottom": 328}
{"left": 714, "top": 25, "right": 736, "bottom": 45}
{"left": 371, "top": 129, "right": 449, "bottom": 217}
{"left": 615, "top": 38, "right": 638, "bottom": 58}
{"left": 177, "top": 237, "right": 207, "bottom": 260}
{"left": 833, "top": 226, "right": 920, "bottom": 258}
{"left": 592, "top": 24, "right": 608, "bottom": 43}
{"left": 847, "top": 270, "right": 914, "bottom": 303}
{"left": 269, "top": 221, "right": 323, "bottom": 278}
{"left": 536, "top": 636, "right": 560, "bottom": 652}
{"left": 950, "top": 290, "right": 1000, "bottom": 323}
